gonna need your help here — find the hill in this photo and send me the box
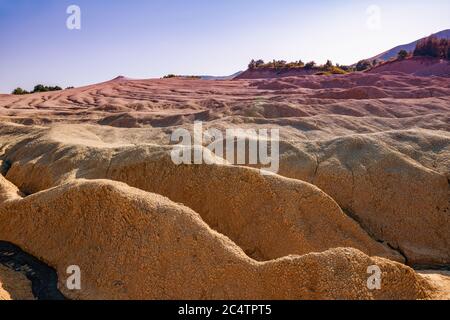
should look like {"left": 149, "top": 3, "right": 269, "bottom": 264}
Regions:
{"left": 369, "top": 56, "right": 450, "bottom": 77}
{"left": 0, "top": 73, "right": 449, "bottom": 299}
{"left": 367, "top": 29, "right": 450, "bottom": 62}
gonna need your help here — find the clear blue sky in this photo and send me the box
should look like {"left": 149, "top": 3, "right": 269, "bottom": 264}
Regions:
{"left": 0, "top": 0, "right": 449, "bottom": 93}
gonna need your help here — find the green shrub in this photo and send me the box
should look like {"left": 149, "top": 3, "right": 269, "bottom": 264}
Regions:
{"left": 255, "top": 59, "right": 265, "bottom": 67}
{"left": 329, "top": 66, "right": 347, "bottom": 74}
{"left": 246, "top": 58, "right": 350, "bottom": 73}
{"left": 397, "top": 50, "right": 408, "bottom": 60}
{"left": 247, "top": 59, "right": 308, "bottom": 70}
{"left": 356, "top": 59, "right": 371, "bottom": 71}
{"left": 324, "top": 60, "right": 333, "bottom": 69}
{"left": 338, "top": 65, "right": 352, "bottom": 72}
{"left": 33, "top": 84, "right": 46, "bottom": 92}
{"left": 32, "top": 84, "right": 62, "bottom": 93}
{"left": 304, "top": 61, "right": 316, "bottom": 69}
{"left": 12, "top": 88, "right": 29, "bottom": 95}
{"left": 414, "top": 36, "right": 449, "bottom": 59}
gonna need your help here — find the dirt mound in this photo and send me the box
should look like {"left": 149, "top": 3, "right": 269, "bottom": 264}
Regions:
{"left": 0, "top": 71, "right": 449, "bottom": 299}
{"left": 105, "top": 152, "right": 402, "bottom": 262}
{"left": 0, "top": 74, "right": 449, "bottom": 128}
{"left": 0, "top": 130, "right": 401, "bottom": 262}
{"left": 369, "top": 57, "right": 450, "bottom": 77}
{"left": 236, "top": 68, "right": 316, "bottom": 79}
{"left": 1, "top": 123, "right": 449, "bottom": 266}
{"left": 0, "top": 179, "right": 432, "bottom": 299}
{"left": 418, "top": 270, "right": 450, "bottom": 300}
{"left": 273, "top": 133, "right": 450, "bottom": 265}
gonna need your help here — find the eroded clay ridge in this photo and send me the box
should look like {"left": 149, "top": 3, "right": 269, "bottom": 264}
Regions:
{"left": 0, "top": 177, "right": 432, "bottom": 299}
{"left": 0, "top": 122, "right": 448, "bottom": 265}
{"left": 0, "top": 73, "right": 449, "bottom": 129}
{"left": 0, "top": 125, "right": 402, "bottom": 263}
{"left": 0, "top": 73, "right": 448, "bottom": 299}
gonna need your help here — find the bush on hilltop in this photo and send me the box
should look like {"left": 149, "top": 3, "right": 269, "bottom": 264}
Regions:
{"left": 355, "top": 59, "right": 372, "bottom": 71}
{"left": 12, "top": 84, "right": 62, "bottom": 95}
{"left": 413, "top": 35, "right": 449, "bottom": 59}
{"left": 12, "top": 88, "right": 29, "bottom": 95}
{"left": 246, "top": 58, "right": 347, "bottom": 75}
{"left": 397, "top": 50, "right": 409, "bottom": 60}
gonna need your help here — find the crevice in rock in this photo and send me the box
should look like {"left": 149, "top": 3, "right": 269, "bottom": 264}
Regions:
{"left": 0, "top": 159, "right": 11, "bottom": 176}
{"left": 342, "top": 208, "right": 409, "bottom": 265}
{"left": 20, "top": 190, "right": 32, "bottom": 197}
{"left": 0, "top": 241, "right": 66, "bottom": 300}
{"left": 342, "top": 208, "right": 367, "bottom": 231}
{"left": 385, "top": 242, "right": 409, "bottom": 265}
{"left": 413, "top": 264, "right": 450, "bottom": 271}
{"left": 311, "top": 153, "right": 320, "bottom": 185}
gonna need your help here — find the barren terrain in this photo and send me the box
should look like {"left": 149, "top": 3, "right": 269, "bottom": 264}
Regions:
{"left": 0, "top": 72, "right": 449, "bottom": 299}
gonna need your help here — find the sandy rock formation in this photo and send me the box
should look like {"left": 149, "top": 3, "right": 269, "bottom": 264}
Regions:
{"left": 0, "top": 179, "right": 432, "bottom": 300}
{"left": 0, "top": 72, "right": 448, "bottom": 299}
{"left": 418, "top": 271, "right": 450, "bottom": 300}
{"left": 274, "top": 134, "right": 450, "bottom": 265}
{"left": 0, "top": 128, "right": 401, "bottom": 262}
{"left": 0, "top": 122, "right": 448, "bottom": 265}
{"left": 0, "top": 174, "right": 23, "bottom": 204}
{"left": 369, "top": 57, "right": 450, "bottom": 78}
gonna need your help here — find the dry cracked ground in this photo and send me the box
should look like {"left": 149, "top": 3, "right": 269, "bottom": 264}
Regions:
{"left": 0, "top": 72, "right": 449, "bottom": 300}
